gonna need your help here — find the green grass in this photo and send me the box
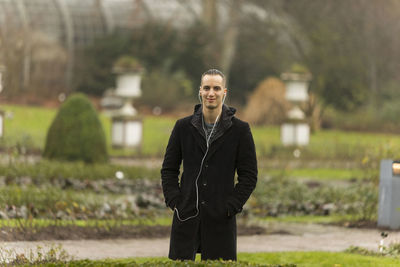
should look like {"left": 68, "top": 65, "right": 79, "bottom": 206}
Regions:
{"left": 55, "top": 252, "right": 400, "bottom": 266}
{"left": 239, "top": 251, "right": 400, "bottom": 266}
{"left": 258, "top": 214, "right": 354, "bottom": 224}
{"left": 0, "top": 104, "right": 57, "bottom": 149}
{"left": 1, "top": 159, "right": 160, "bottom": 181}
{"left": 0, "top": 217, "right": 172, "bottom": 228}
{"left": 263, "top": 168, "right": 365, "bottom": 181}
{"left": 2, "top": 104, "right": 400, "bottom": 160}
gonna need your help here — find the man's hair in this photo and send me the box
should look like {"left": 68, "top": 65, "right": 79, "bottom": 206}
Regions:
{"left": 200, "top": 69, "right": 226, "bottom": 87}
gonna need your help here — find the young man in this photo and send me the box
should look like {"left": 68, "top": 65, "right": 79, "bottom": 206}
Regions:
{"left": 161, "top": 69, "right": 257, "bottom": 261}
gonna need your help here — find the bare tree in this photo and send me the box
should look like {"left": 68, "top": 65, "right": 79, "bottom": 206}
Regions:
{"left": 202, "top": 0, "right": 218, "bottom": 30}
{"left": 200, "top": 0, "right": 243, "bottom": 83}
{"left": 0, "top": 10, "right": 67, "bottom": 101}
{"left": 0, "top": 14, "right": 26, "bottom": 99}
{"left": 220, "top": 0, "right": 242, "bottom": 82}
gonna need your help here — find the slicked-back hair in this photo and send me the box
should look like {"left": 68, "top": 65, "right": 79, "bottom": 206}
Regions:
{"left": 200, "top": 69, "right": 226, "bottom": 87}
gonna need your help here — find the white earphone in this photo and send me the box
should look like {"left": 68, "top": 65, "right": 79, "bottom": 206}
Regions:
{"left": 175, "top": 90, "right": 227, "bottom": 222}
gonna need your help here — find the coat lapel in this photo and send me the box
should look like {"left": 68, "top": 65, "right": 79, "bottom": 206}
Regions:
{"left": 189, "top": 124, "right": 207, "bottom": 154}
{"left": 206, "top": 126, "right": 233, "bottom": 160}
{"left": 190, "top": 104, "right": 236, "bottom": 157}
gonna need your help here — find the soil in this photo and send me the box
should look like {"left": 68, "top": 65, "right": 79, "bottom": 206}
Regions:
{"left": 0, "top": 224, "right": 266, "bottom": 242}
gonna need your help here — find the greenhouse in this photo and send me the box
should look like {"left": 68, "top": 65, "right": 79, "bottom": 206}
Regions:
{"left": 0, "top": 0, "right": 200, "bottom": 96}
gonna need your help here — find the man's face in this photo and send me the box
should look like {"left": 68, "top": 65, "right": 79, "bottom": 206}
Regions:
{"left": 199, "top": 74, "right": 227, "bottom": 110}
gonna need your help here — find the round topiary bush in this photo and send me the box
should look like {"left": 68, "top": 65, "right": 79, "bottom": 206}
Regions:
{"left": 43, "top": 93, "right": 108, "bottom": 163}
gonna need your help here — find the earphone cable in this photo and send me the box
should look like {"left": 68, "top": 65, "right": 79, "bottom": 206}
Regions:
{"left": 175, "top": 93, "right": 226, "bottom": 222}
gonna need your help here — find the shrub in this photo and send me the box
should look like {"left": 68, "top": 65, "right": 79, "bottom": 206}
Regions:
{"left": 243, "top": 77, "right": 289, "bottom": 125}
{"left": 321, "top": 104, "right": 400, "bottom": 133}
{"left": 43, "top": 93, "right": 108, "bottom": 163}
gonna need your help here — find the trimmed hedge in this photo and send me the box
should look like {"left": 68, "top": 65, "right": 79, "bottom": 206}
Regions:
{"left": 43, "top": 93, "right": 108, "bottom": 163}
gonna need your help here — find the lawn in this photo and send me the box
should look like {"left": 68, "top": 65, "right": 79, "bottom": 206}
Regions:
{"left": 0, "top": 104, "right": 57, "bottom": 150}
{"left": 257, "top": 214, "right": 355, "bottom": 224}
{"left": 0, "top": 217, "right": 172, "bottom": 228}
{"left": 237, "top": 251, "right": 400, "bottom": 266}
{"left": 30, "top": 252, "right": 400, "bottom": 266}
{"left": 262, "top": 168, "right": 365, "bottom": 181}
{"left": 2, "top": 104, "right": 400, "bottom": 160}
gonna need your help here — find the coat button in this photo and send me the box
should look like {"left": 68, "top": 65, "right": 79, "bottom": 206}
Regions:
{"left": 201, "top": 201, "right": 206, "bottom": 205}
{"left": 203, "top": 182, "right": 207, "bottom": 186}
{"left": 205, "top": 164, "right": 209, "bottom": 168}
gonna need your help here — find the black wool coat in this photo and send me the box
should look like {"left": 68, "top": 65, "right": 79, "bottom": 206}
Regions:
{"left": 161, "top": 104, "right": 258, "bottom": 261}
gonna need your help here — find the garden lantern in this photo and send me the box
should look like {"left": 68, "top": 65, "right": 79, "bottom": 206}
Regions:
{"left": 111, "top": 57, "right": 143, "bottom": 149}
{"left": 280, "top": 72, "right": 312, "bottom": 146}
{"left": 378, "top": 159, "right": 400, "bottom": 229}
{"left": 114, "top": 69, "right": 142, "bottom": 116}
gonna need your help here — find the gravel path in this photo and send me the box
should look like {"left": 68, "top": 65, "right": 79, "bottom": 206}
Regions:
{"left": 2, "top": 223, "right": 399, "bottom": 260}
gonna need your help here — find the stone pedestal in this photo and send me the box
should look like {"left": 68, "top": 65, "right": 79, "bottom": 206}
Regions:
{"left": 281, "top": 122, "right": 310, "bottom": 146}
{"left": 111, "top": 116, "right": 142, "bottom": 149}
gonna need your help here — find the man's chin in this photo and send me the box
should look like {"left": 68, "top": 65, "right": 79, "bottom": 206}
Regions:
{"left": 204, "top": 104, "right": 218, "bottom": 110}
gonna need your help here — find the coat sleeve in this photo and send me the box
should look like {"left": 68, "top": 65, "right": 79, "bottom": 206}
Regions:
{"left": 227, "top": 122, "right": 258, "bottom": 216}
{"left": 161, "top": 120, "right": 182, "bottom": 210}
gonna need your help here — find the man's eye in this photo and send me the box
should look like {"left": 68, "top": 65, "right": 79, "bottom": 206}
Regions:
{"left": 214, "top": 87, "right": 221, "bottom": 91}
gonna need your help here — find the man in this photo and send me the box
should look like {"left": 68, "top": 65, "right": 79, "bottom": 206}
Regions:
{"left": 161, "top": 69, "right": 257, "bottom": 261}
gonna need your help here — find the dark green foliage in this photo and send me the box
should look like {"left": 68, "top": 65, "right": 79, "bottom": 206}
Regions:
{"left": 281, "top": 0, "right": 400, "bottom": 111}
{"left": 139, "top": 70, "right": 194, "bottom": 111}
{"left": 75, "top": 23, "right": 194, "bottom": 98}
{"left": 43, "top": 93, "right": 108, "bottom": 163}
{"left": 74, "top": 3, "right": 400, "bottom": 117}
{"left": 229, "top": 16, "right": 293, "bottom": 103}
{"left": 0, "top": 166, "right": 379, "bottom": 220}
{"left": 252, "top": 175, "right": 378, "bottom": 220}
{"left": 74, "top": 31, "right": 132, "bottom": 96}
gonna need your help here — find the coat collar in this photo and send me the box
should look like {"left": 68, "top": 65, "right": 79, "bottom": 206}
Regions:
{"left": 190, "top": 104, "right": 236, "bottom": 142}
